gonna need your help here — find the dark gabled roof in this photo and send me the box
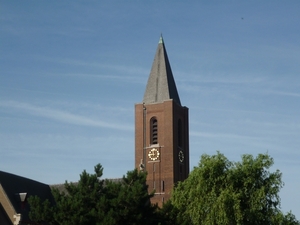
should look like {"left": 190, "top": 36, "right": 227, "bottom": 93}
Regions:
{"left": 0, "top": 171, "right": 54, "bottom": 222}
{"left": 143, "top": 36, "right": 181, "bottom": 106}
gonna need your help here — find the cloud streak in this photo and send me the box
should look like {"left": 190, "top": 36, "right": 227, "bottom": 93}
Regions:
{"left": 0, "top": 100, "right": 133, "bottom": 131}
{"left": 190, "top": 131, "right": 263, "bottom": 141}
{"left": 31, "top": 56, "right": 149, "bottom": 77}
{"left": 266, "top": 90, "right": 300, "bottom": 98}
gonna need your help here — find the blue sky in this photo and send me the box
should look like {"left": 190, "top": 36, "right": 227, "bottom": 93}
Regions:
{"left": 1, "top": 1, "right": 300, "bottom": 217}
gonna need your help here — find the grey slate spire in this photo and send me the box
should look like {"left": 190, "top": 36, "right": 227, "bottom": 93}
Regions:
{"left": 143, "top": 36, "right": 181, "bottom": 106}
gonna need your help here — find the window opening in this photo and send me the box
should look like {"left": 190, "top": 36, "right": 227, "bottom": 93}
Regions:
{"left": 150, "top": 118, "right": 158, "bottom": 144}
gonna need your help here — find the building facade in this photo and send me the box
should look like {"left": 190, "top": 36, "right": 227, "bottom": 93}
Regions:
{"left": 135, "top": 36, "right": 189, "bottom": 206}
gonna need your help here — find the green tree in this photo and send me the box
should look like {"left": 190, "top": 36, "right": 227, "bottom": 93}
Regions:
{"left": 104, "top": 169, "right": 158, "bottom": 224}
{"left": 158, "top": 200, "right": 185, "bottom": 225}
{"left": 28, "top": 164, "right": 158, "bottom": 225}
{"left": 170, "top": 152, "right": 299, "bottom": 225}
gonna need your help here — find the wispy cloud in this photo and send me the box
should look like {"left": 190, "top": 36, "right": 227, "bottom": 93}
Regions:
{"left": 0, "top": 100, "right": 133, "bottom": 131}
{"left": 190, "top": 131, "right": 262, "bottom": 140}
{"left": 34, "top": 56, "right": 149, "bottom": 76}
{"left": 177, "top": 71, "right": 266, "bottom": 85}
{"left": 58, "top": 72, "right": 145, "bottom": 84}
{"left": 265, "top": 90, "right": 300, "bottom": 98}
{"left": 10, "top": 56, "right": 149, "bottom": 84}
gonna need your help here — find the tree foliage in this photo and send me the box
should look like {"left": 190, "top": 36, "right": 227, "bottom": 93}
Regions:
{"left": 28, "top": 164, "right": 158, "bottom": 225}
{"left": 28, "top": 154, "right": 299, "bottom": 225}
{"left": 171, "top": 152, "right": 299, "bottom": 225}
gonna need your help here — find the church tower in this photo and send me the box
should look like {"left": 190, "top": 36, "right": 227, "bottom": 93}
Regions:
{"left": 135, "top": 36, "right": 189, "bottom": 205}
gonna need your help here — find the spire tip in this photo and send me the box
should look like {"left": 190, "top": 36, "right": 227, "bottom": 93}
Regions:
{"left": 159, "top": 34, "right": 164, "bottom": 44}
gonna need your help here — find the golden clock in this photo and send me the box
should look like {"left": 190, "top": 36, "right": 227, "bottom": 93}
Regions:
{"left": 148, "top": 148, "right": 160, "bottom": 161}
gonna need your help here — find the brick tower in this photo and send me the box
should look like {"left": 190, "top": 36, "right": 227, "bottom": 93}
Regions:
{"left": 135, "top": 36, "right": 189, "bottom": 206}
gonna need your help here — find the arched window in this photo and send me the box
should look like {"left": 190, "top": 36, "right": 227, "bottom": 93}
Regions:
{"left": 150, "top": 117, "right": 158, "bottom": 144}
{"left": 178, "top": 119, "right": 182, "bottom": 147}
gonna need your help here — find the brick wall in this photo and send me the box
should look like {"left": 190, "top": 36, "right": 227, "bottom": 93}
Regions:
{"left": 135, "top": 100, "right": 189, "bottom": 206}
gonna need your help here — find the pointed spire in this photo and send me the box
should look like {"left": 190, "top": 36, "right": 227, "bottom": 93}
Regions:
{"left": 159, "top": 34, "right": 164, "bottom": 44}
{"left": 143, "top": 36, "right": 181, "bottom": 105}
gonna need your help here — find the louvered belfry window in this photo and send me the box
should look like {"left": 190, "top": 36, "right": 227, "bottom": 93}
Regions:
{"left": 150, "top": 117, "right": 158, "bottom": 144}
{"left": 178, "top": 119, "right": 182, "bottom": 147}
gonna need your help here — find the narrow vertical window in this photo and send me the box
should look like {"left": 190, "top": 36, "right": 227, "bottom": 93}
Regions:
{"left": 150, "top": 117, "right": 158, "bottom": 144}
{"left": 153, "top": 163, "right": 155, "bottom": 190}
{"left": 161, "top": 180, "right": 165, "bottom": 192}
{"left": 178, "top": 119, "right": 182, "bottom": 147}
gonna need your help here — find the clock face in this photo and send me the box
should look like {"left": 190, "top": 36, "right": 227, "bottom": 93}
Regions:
{"left": 148, "top": 148, "right": 160, "bottom": 161}
{"left": 178, "top": 150, "right": 184, "bottom": 162}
